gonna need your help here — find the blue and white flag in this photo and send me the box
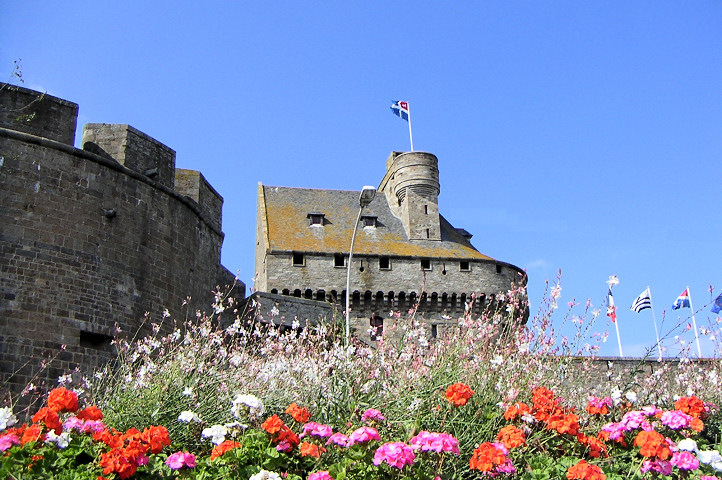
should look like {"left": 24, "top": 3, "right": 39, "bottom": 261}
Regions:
{"left": 712, "top": 293, "right": 722, "bottom": 314}
{"left": 630, "top": 288, "right": 652, "bottom": 313}
{"left": 672, "top": 289, "right": 691, "bottom": 310}
{"left": 390, "top": 100, "right": 409, "bottom": 121}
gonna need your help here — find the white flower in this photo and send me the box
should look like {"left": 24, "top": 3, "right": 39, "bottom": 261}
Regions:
{"left": 490, "top": 355, "right": 504, "bottom": 366}
{"left": 698, "top": 448, "right": 722, "bottom": 470}
{"left": 45, "top": 431, "right": 71, "bottom": 449}
{"left": 0, "top": 407, "right": 18, "bottom": 430}
{"left": 249, "top": 470, "right": 282, "bottom": 480}
{"left": 201, "top": 424, "right": 228, "bottom": 445}
{"left": 229, "top": 354, "right": 243, "bottom": 367}
{"left": 611, "top": 388, "right": 622, "bottom": 405}
{"left": 178, "top": 411, "right": 201, "bottom": 423}
{"left": 625, "top": 391, "right": 637, "bottom": 403}
{"left": 182, "top": 386, "right": 194, "bottom": 397}
{"left": 676, "top": 438, "right": 698, "bottom": 452}
{"left": 231, "top": 394, "right": 265, "bottom": 418}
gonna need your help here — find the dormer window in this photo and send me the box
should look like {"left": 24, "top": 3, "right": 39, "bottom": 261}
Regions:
{"left": 361, "top": 215, "right": 377, "bottom": 228}
{"left": 307, "top": 212, "right": 325, "bottom": 226}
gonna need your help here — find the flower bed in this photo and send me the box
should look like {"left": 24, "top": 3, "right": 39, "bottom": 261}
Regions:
{"left": 1, "top": 384, "right": 721, "bottom": 479}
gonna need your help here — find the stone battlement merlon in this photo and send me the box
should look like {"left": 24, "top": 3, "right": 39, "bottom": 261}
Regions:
{"left": 0, "top": 82, "right": 224, "bottom": 234}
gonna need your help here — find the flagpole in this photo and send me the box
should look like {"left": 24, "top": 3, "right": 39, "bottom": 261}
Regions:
{"left": 687, "top": 286, "right": 703, "bottom": 357}
{"left": 614, "top": 314, "right": 623, "bottom": 357}
{"left": 648, "top": 286, "right": 662, "bottom": 361}
{"left": 407, "top": 102, "right": 414, "bottom": 152}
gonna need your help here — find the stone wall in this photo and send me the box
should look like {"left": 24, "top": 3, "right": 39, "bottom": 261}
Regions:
{"left": 240, "top": 292, "right": 335, "bottom": 329}
{"left": 0, "top": 83, "right": 241, "bottom": 407}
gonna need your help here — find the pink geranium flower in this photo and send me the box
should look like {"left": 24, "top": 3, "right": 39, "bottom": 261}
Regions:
{"left": 308, "top": 472, "right": 334, "bottom": 480}
{"left": 373, "top": 442, "right": 416, "bottom": 469}
{"left": 326, "top": 432, "right": 350, "bottom": 447}
{"left": 300, "top": 422, "right": 333, "bottom": 439}
{"left": 0, "top": 433, "right": 20, "bottom": 452}
{"left": 361, "top": 409, "right": 385, "bottom": 423}
{"left": 165, "top": 451, "right": 196, "bottom": 470}
{"left": 408, "top": 431, "right": 460, "bottom": 455}
{"left": 671, "top": 451, "right": 700, "bottom": 470}
{"left": 348, "top": 427, "right": 380, "bottom": 446}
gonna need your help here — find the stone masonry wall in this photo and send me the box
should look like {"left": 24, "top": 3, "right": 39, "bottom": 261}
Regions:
{"left": 0, "top": 84, "right": 240, "bottom": 408}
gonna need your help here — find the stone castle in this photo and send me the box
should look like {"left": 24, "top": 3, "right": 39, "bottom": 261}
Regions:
{"left": 254, "top": 151, "right": 527, "bottom": 341}
{"left": 0, "top": 83, "right": 525, "bottom": 402}
{"left": 0, "top": 83, "right": 242, "bottom": 401}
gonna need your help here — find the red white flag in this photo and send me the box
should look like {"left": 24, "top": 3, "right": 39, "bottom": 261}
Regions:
{"left": 607, "top": 288, "right": 617, "bottom": 323}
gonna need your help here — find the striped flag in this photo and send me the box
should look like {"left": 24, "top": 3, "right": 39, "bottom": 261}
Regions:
{"left": 630, "top": 288, "right": 652, "bottom": 313}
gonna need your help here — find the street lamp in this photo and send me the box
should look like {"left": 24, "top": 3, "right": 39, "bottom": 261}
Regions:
{"left": 345, "top": 186, "right": 376, "bottom": 346}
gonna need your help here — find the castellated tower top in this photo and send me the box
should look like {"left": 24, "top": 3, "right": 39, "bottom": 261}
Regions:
{"left": 378, "top": 151, "right": 441, "bottom": 241}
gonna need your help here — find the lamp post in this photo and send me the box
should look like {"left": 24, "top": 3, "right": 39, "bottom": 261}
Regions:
{"left": 345, "top": 186, "right": 376, "bottom": 346}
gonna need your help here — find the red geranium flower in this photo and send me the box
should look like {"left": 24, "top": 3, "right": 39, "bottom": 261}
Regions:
{"left": 445, "top": 383, "right": 474, "bottom": 407}
{"left": 47, "top": 387, "right": 79, "bottom": 413}
{"left": 285, "top": 403, "right": 311, "bottom": 423}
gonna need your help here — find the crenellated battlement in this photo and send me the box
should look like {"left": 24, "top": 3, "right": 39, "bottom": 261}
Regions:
{"left": 0, "top": 83, "right": 242, "bottom": 409}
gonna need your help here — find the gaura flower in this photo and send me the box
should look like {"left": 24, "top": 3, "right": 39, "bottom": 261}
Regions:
{"left": 445, "top": 383, "right": 474, "bottom": 407}
{"left": 373, "top": 442, "right": 416, "bottom": 469}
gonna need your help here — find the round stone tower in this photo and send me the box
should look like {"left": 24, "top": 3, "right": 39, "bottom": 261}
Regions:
{"left": 379, "top": 151, "right": 441, "bottom": 241}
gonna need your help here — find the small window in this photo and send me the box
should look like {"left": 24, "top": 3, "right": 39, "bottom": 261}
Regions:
{"left": 379, "top": 256, "right": 391, "bottom": 270}
{"left": 431, "top": 324, "right": 438, "bottom": 339}
{"left": 334, "top": 254, "right": 345, "bottom": 267}
{"left": 424, "top": 204, "right": 428, "bottom": 214}
{"left": 307, "top": 213, "right": 325, "bottom": 226}
{"left": 496, "top": 264, "right": 502, "bottom": 274}
{"left": 361, "top": 215, "right": 377, "bottom": 228}
{"left": 426, "top": 228, "right": 430, "bottom": 238}
{"left": 292, "top": 253, "right": 305, "bottom": 266}
{"left": 421, "top": 259, "right": 431, "bottom": 270}
{"left": 460, "top": 261, "right": 471, "bottom": 272}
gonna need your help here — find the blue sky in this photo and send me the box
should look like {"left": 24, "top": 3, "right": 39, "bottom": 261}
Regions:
{"left": 3, "top": 2, "right": 721, "bottom": 357}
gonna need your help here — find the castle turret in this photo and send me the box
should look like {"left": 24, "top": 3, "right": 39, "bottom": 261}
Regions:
{"left": 378, "top": 151, "right": 441, "bottom": 241}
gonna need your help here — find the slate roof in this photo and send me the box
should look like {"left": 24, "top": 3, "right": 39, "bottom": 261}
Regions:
{"left": 259, "top": 184, "right": 496, "bottom": 261}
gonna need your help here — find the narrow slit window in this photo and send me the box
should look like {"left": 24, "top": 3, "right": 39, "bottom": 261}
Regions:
{"left": 496, "top": 264, "right": 502, "bottom": 274}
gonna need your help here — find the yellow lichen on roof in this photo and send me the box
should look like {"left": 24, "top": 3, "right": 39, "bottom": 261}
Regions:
{"left": 261, "top": 185, "right": 495, "bottom": 261}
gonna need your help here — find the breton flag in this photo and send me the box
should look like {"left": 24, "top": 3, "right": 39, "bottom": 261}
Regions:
{"left": 606, "top": 288, "right": 617, "bottom": 323}
{"left": 630, "top": 288, "right": 652, "bottom": 313}
{"left": 712, "top": 293, "right": 722, "bottom": 314}
{"left": 672, "top": 289, "right": 691, "bottom": 310}
{"left": 390, "top": 100, "right": 410, "bottom": 121}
